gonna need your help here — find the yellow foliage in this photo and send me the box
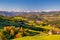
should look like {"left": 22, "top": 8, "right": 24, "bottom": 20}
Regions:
{"left": 15, "top": 32, "right": 22, "bottom": 38}
{"left": 4, "top": 27, "right": 7, "bottom": 31}
{"left": 10, "top": 29, "right": 15, "bottom": 35}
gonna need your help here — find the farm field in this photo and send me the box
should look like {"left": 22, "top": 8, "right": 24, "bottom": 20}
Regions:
{"left": 13, "top": 35, "right": 60, "bottom": 40}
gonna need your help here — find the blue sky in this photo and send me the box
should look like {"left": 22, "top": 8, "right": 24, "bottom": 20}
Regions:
{"left": 0, "top": 0, "right": 60, "bottom": 11}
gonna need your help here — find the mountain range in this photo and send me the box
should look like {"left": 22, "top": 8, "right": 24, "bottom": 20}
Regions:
{"left": 0, "top": 11, "right": 60, "bottom": 16}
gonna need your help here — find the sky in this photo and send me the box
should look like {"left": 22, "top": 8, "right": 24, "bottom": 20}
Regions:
{"left": 0, "top": 0, "right": 60, "bottom": 12}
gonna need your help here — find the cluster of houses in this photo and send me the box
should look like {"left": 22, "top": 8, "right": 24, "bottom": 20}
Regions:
{"left": 48, "top": 29, "right": 60, "bottom": 35}
{"left": 48, "top": 25, "right": 60, "bottom": 35}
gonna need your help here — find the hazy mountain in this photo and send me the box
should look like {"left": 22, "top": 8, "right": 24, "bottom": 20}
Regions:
{"left": 0, "top": 11, "right": 20, "bottom": 16}
{"left": 0, "top": 11, "right": 60, "bottom": 16}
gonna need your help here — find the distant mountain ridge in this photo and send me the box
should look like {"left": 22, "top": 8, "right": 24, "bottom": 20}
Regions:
{"left": 0, "top": 11, "right": 60, "bottom": 16}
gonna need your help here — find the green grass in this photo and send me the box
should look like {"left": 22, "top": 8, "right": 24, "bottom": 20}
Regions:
{"left": 13, "top": 35, "right": 60, "bottom": 40}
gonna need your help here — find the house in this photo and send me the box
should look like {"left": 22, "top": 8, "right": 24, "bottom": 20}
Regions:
{"left": 56, "top": 30, "right": 60, "bottom": 34}
{"left": 48, "top": 31, "right": 52, "bottom": 35}
{"left": 35, "top": 20, "right": 43, "bottom": 24}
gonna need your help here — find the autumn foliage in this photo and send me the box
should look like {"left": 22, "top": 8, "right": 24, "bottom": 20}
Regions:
{"left": 0, "top": 26, "right": 29, "bottom": 40}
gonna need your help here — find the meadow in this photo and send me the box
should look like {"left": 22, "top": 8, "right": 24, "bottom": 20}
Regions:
{"left": 13, "top": 35, "right": 60, "bottom": 40}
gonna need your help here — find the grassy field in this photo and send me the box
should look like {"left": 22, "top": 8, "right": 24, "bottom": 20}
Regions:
{"left": 13, "top": 35, "right": 60, "bottom": 40}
